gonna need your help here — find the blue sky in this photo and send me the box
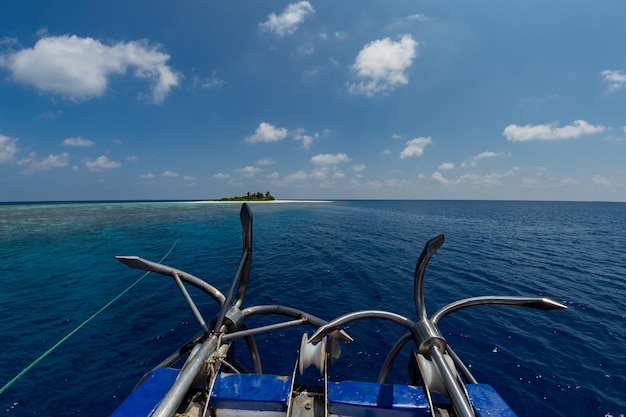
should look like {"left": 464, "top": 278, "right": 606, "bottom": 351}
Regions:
{"left": 1, "top": 1, "right": 625, "bottom": 202}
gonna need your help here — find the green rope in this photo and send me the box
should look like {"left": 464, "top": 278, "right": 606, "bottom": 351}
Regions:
{"left": 0, "top": 240, "right": 178, "bottom": 395}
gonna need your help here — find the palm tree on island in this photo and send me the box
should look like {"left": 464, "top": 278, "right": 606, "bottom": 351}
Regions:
{"left": 215, "top": 191, "right": 275, "bottom": 201}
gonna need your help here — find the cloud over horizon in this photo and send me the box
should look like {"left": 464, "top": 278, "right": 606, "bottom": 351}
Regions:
{"left": 18, "top": 152, "right": 70, "bottom": 173}
{"left": 503, "top": 120, "right": 605, "bottom": 141}
{"left": 84, "top": 156, "right": 121, "bottom": 171}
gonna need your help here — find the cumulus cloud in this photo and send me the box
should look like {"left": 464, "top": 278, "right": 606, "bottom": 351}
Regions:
{"left": 407, "top": 13, "right": 428, "bottom": 21}
{"left": 400, "top": 136, "right": 432, "bottom": 159}
{"left": 352, "top": 164, "right": 366, "bottom": 172}
{"left": 140, "top": 173, "right": 154, "bottom": 179}
{"left": 161, "top": 170, "right": 180, "bottom": 178}
{"left": 0, "top": 34, "right": 180, "bottom": 103}
{"left": 18, "top": 152, "right": 70, "bottom": 173}
{"left": 85, "top": 156, "right": 121, "bottom": 171}
{"left": 432, "top": 167, "right": 520, "bottom": 188}
{"left": 431, "top": 171, "right": 452, "bottom": 186}
{"left": 348, "top": 35, "right": 418, "bottom": 96}
{"left": 279, "top": 165, "right": 346, "bottom": 185}
{"left": 259, "top": 1, "right": 314, "bottom": 37}
{"left": 601, "top": 69, "right": 626, "bottom": 91}
{"left": 592, "top": 175, "right": 611, "bottom": 186}
{"left": 439, "top": 162, "right": 455, "bottom": 170}
{"left": 235, "top": 166, "right": 262, "bottom": 177}
{"left": 293, "top": 129, "right": 320, "bottom": 149}
{"left": 311, "top": 153, "right": 351, "bottom": 165}
{"left": 503, "top": 120, "right": 604, "bottom": 141}
{"left": 245, "top": 122, "right": 289, "bottom": 143}
{"left": 62, "top": 136, "right": 94, "bottom": 147}
{"left": 0, "top": 134, "right": 18, "bottom": 163}
{"left": 256, "top": 157, "right": 276, "bottom": 165}
{"left": 284, "top": 170, "right": 308, "bottom": 182}
{"left": 462, "top": 151, "right": 510, "bottom": 167}
{"left": 213, "top": 172, "right": 230, "bottom": 179}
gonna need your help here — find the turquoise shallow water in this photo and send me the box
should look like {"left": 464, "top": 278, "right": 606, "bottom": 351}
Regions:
{"left": 0, "top": 200, "right": 625, "bottom": 416}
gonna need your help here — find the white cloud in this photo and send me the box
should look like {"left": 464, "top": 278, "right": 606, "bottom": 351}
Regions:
{"left": 462, "top": 151, "right": 510, "bottom": 167}
{"left": 196, "top": 70, "right": 224, "bottom": 89}
{"left": 503, "top": 120, "right": 605, "bottom": 141}
{"left": 348, "top": 35, "right": 418, "bottom": 96}
{"left": 601, "top": 69, "right": 626, "bottom": 91}
{"left": 0, "top": 35, "right": 180, "bottom": 103}
{"left": 311, "top": 167, "right": 329, "bottom": 179}
{"left": 259, "top": 1, "right": 314, "bottom": 37}
{"left": 161, "top": 170, "right": 179, "bottom": 177}
{"left": 352, "top": 164, "right": 366, "bottom": 172}
{"left": 18, "top": 152, "right": 70, "bottom": 173}
{"left": 235, "top": 166, "right": 262, "bottom": 177}
{"left": 400, "top": 136, "right": 432, "bottom": 159}
{"left": 213, "top": 172, "right": 230, "bottom": 179}
{"left": 140, "top": 173, "right": 154, "bottom": 179}
{"left": 407, "top": 14, "right": 428, "bottom": 21}
{"left": 474, "top": 151, "right": 503, "bottom": 160}
{"left": 85, "top": 156, "right": 121, "bottom": 171}
{"left": 592, "top": 175, "right": 611, "bottom": 186}
{"left": 256, "top": 157, "right": 276, "bottom": 165}
{"left": 245, "top": 122, "right": 289, "bottom": 143}
{"left": 311, "top": 153, "right": 351, "bottom": 165}
{"left": 284, "top": 170, "right": 308, "bottom": 182}
{"left": 125, "top": 155, "right": 138, "bottom": 162}
{"left": 293, "top": 129, "right": 320, "bottom": 149}
{"left": 62, "top": 136, "right": 94, "bottom": 147}
{"left": 0, "top": 134, "right": 18, "bottom": 163}
{"left": 431, "top": 171, "right": 452, "bottom": 186}
{"left": 432, "top": 167, "right": 520, "bottom": 188}
{"left": 439, "top": 162, "right": 455, "bottom": 170}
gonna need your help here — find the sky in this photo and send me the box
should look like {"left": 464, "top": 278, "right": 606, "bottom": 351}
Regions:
{"left": 1, "top": 1, "right": 626, "bottom": 202}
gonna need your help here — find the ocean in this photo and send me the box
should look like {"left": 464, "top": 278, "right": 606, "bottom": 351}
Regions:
{"left": 0, "top": 200, "right": 624, "bottom": 416}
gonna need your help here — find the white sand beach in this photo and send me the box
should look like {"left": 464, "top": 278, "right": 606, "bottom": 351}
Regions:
{"left": 191, "top": 199, "right": 332, "bottom": 204}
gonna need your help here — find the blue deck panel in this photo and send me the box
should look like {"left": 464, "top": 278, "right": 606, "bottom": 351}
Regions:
{"left": 110, "top": 367, "right": 179, "bottom": 417}
{"left": 210, "top": 372, "right": 292, "bottom": 412}
{"left": 109, "top": 370, "right": 516, "bottom": 417}
{"left": 466, "top": 384, "right": 518, "bottom": 417}
{"left": 327, "top": 380, "right": 430, "bottom": 417}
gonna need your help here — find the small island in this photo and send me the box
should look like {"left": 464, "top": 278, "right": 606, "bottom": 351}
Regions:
{"left": 215, "top": 191, "right": 276, "bottom": 202}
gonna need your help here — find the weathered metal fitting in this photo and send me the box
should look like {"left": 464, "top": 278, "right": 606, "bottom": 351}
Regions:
{"left": 222, "top": 306, "right": 244, "bottom": 332}
{"left": 414, "top": 319, "right": 447, "bottom": 356}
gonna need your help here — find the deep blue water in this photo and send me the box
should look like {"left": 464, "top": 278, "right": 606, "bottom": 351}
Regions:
{"left": 0, "top": 200, "right": 624, "bottom": 417}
